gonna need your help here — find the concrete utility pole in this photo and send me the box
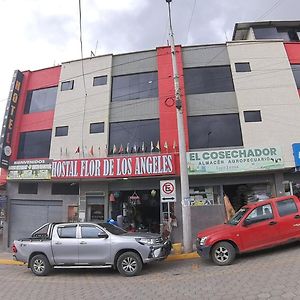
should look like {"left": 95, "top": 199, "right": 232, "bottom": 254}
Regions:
{"left": 165, "top": 0, "right": 192, "bottom": 253}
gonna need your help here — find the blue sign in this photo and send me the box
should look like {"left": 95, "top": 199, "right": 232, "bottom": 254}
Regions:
{"left": 292, "top": 144, "right": 300, "bottom": 167}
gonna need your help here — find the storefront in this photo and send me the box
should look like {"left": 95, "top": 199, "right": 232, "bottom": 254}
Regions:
{"left": 186, "top": 146, "right": 288, "bottom": 239}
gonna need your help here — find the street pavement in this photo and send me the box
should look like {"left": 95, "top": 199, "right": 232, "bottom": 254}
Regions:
{"left": 1, "top": 242, "right": 300, "bottom": 299}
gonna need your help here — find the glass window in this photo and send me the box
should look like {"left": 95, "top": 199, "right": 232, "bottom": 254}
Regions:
{"left": 253, "top": 27, "right": 279, "bottom": 39}
{"left": 112, "top": 72, "right": 158, "bottom": 101}
{"left": 18, "top": 182, "right": 38, "bottom": 194}
{"left": 24, "top": 86, "right": 57, "bottom": 114}
{"left": 245, "top": 204, "right": 274, "bottom": 224}
{"left": 57, "top": 226, "right": 77, "bottom": 238}
{"left": 100, "top": 223, "right": 127, "bottom": 235}
{"left": 235, "top": 63, "right": 251, "bottom": 72}
{"left": 228, "top": 208, "right": 249, "bottom": 225}
{"left": 61, "top": 80, "right": 74, "bottom": 91}
{"left": 90, "top": 122, "right": 104, "bottom": 134}
{"left": 189, "top": 186, "right": 222, "bottom": 205}
{"left": 291, "top": 65, "right": 300, "bottom": 89}
{"left": 244, "top": 111, "right": 262, "bottom": 122}
{"left": 80, "top": 225, "right": 104, "bottom": 238}
{"left": 93, "top": 75, "right": 107, "bottom": 86}
{"left": 55, "top": 126, "right": 68, "bottom": 137}
{"left": 51, "top": 183, "right": 79, "bottom": 195}
{"left": 184, "top": 66, "right": 235, "bottom": 95}
{"left": 276, "top": 199, "right": 298, "bottom": 217}
{"left": 17, "top": 130, "right": 52, "bottom": 159}
{"left": 109, "top": 119, "right": 159, "bottom": 154}
{"left": 188, "top": 114, "right": 243, "bottom": 149}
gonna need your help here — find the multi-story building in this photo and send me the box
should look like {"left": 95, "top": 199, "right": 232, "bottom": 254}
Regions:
{"left": 1, "top": 20, "right": 300, "bottom": 248}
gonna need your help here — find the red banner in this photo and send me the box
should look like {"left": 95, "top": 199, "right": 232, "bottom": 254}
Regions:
{"left": 52, "top": 154, "right": 175, "bottom": 179}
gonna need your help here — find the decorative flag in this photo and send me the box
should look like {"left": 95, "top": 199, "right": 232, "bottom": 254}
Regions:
{"left": 98, "top": 146, "right": 101, "bottom": 157}
{"left": 119, "top": 144, "right": 124, "bottom": 154}
{"left": 75, "top": 146, "right": 80, "bottom": 154}
{"left": 141, "top": 142, "right": 145, "bottom": 152}
{"left": 173, "top": 140, "right": 177, "bottom": 150}
{"left": 126, "top": 143, "right": 130, "bottom": 154}
{"left": 156, "top": 140, "right": 160, "bottom": 151}
{"left": 89, "top": 146, "right": 94, "bottom": 156}
{"left": 150, "top": 141, "right": 154, "bottom": 152}
{"left": 65, "top": 147, "right": 68, "bottom": 156}
{"left": 105, "top": 144, "right": 108, "bottom": 155}
{"left": 164, "top": 141, "right": 168, "bottom": 151}
{"left": 113, "top": 144, "right": 117, "bottom": 154}
{"left": 133, "top": 144, "right": 137, "bottom": 153}
{"left": 60, "top": 147, "right": 63, "bottom": 157}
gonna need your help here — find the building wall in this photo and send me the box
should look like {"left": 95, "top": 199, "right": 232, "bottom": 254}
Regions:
{"left": 50, "top": 55, "right": 112, "bottom": 159}
{"left": 182, "top": 45, "right": 239, "bottom": 117}
{"left": 10, "top": 66, "right": 61, "bottom": 161}
{"left": 227, "top": 40, "right": 300, "bottom": 168}
{"left": 110, "top": 50, "right": 159, "bottom": 123}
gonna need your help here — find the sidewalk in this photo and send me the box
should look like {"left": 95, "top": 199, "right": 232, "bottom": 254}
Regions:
{"left": 0, "top": 250, "right": 199, "bottom": 266}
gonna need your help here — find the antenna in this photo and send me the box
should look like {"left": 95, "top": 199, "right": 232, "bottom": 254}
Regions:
{"left": 90, "top": 40, "right": 98, "bottom": 57}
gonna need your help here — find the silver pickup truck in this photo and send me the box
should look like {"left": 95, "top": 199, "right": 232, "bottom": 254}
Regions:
{"left": 12, "top": 222, "right": 171, "bottom": 277}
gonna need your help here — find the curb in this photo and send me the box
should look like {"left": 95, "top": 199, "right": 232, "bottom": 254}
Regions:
{"left": 166, "top": 251, "right": 199, "bottom": 261}
{"left": 0, "top": 259, "right": 25, "bottom": 266}
{"left": 0, "top": 252, "right": 199, "bottom": 266}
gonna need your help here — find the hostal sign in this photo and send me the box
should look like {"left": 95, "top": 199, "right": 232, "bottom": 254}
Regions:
{"left": 52, "top": 154, "right": 175, "bottom": 179}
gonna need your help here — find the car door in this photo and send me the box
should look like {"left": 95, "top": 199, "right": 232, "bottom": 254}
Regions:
{"left": 239, "top": 203, "right": 280, "bottom": 251}
{"left": 275, "top": 198, "right": 300, "bottom": 241}
{"left": 78, "top": 224, "right": 111, "bottom": 265}
{"left": 51, "top": 224, "right": 79, "bottom": 265}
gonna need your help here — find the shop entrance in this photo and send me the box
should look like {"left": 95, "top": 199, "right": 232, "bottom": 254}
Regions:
{"left": 223, "top": 183, "right": 272, "bottom": 212}
{"left": 110, "top": 190, "right": 160, "bottom": 233}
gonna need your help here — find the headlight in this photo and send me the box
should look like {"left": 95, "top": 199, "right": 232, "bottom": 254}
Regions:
{"left": 136, "top": 238, "right": 156, "bottom": 245}
{"left": 199, "top": 236, "right": 208, "bottom": 246}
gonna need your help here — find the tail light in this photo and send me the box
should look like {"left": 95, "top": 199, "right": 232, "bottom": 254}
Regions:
{"left": 12, "top": 243, "right": 17, "bottom": 253}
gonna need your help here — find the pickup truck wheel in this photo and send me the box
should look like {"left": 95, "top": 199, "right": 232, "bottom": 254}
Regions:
{"left": 117, "top": 252, "right": 142, "bottom": 277}
{"left": 211, "top": 241, "right": 235, "bottom": 266}
{"left": 30, "top": 254, "right": 51, "bottom": 276}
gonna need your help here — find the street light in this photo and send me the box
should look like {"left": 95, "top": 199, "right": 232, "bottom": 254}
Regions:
{"left": 165, "top": 0, "right": 192, "bottom": 253}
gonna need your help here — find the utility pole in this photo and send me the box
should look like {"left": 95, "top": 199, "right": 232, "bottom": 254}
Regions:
{"left": 165, "top": 0, "right": 192, "bottom": 253}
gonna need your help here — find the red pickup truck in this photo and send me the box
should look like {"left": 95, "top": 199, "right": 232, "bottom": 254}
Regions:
{"left": 196, "top": 195, "right": 300, "bottom": 265}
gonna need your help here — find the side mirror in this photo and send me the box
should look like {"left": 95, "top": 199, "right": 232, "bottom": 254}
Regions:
{"left": 98, "top": 233, "right": 109, "bottom": 239}
{"left": 243, "top": 219, "right": 251, "bottom": 226}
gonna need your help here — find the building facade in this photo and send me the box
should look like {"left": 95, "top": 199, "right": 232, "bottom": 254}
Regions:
{"left": 1, "top": 21, "right": 300, "bottom": 248}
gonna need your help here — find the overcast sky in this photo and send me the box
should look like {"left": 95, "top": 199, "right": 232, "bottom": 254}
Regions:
{"left": 0, "top": 0, "right": 299, "bottom": 124}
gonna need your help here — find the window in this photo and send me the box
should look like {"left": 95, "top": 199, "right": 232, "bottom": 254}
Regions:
{"left": 24, "top": 86, "right": 57, "bottom": 114}
{"left": 18, "top": 182, "right": 38, "bottom": 194}
{"left": 276, "top": 199, "right": 298, "bottom": 217}
{"left": 51, "top": 183, "right": 79, "bottom": 195}
{"left": 245, "top": 204, "right": 274, "bottom": 224}
{"left": 80, "top": 225, "right": 105, "bottom": 238}
{"left": 184, "top": 66, "right": 235, "bottom": 95}
{"left": 291, "top": 64, "right": 300, "bottom": 89}
{"left": 277, "top": 28, "right": 300, "bottom": 41}
{"left": 61, "top": 80, "right": 74, "bottom": 91}
{"left": 57, "top": 226, "right": 77, "bottom": 238}
{"left": 109, "top": 119, "right": 160, "bottom": 154}
{"left": 235, "top": 63, "right": 251, "bottom": 72}
{"left": 90, "top": 122, "right": 104, "bottom": 134}
{"left": 17, "top": 130, "right": 52, "bottom": 159}
{"left": 55, "top": 126, "right": 68, "bottom": 137}
{"left": 93, "top": 75, "right": 107, "bottom": 86}
{"left": 253, "top": 27, "right": 279, "bottom": 39}
{"left": 112, "top": 72, "right": 158, "bottom": 101}
{"left": 244, "top": 111, "right": 262, "bottom": 122}
{"left": 188, "top": 114, "right": 243, "bottom": 149}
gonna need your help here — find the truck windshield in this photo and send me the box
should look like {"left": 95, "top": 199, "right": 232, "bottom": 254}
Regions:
{"left": 228, "top": 208, "right": 249, "bottom": 225}
{"left": 100, "top": 223, "right": 127, "bottom": 235}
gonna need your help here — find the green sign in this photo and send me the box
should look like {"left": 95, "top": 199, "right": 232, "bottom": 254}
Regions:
{"left": 187, "top": 147, "right": 284, "bottom": 175}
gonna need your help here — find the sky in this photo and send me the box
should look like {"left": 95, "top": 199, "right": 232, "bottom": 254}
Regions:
{"left": 0, "top": 0, "right": 299, "bottom": 125}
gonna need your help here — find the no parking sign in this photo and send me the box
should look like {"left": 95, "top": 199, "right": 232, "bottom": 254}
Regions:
{"left": 160, "top": 180, "right": 176, "bottom": 202}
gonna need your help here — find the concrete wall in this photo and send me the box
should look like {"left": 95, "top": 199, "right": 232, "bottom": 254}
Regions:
{"left": 50, "top": 55, "right": 113, "bottom": 159}
{"left": 227, "top": 40, "right": 300, "bottom": 168}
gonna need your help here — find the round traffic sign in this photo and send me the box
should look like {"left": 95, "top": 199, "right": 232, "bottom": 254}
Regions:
{"left": 162, "top": 181, "right": 174, "bottom": 194}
